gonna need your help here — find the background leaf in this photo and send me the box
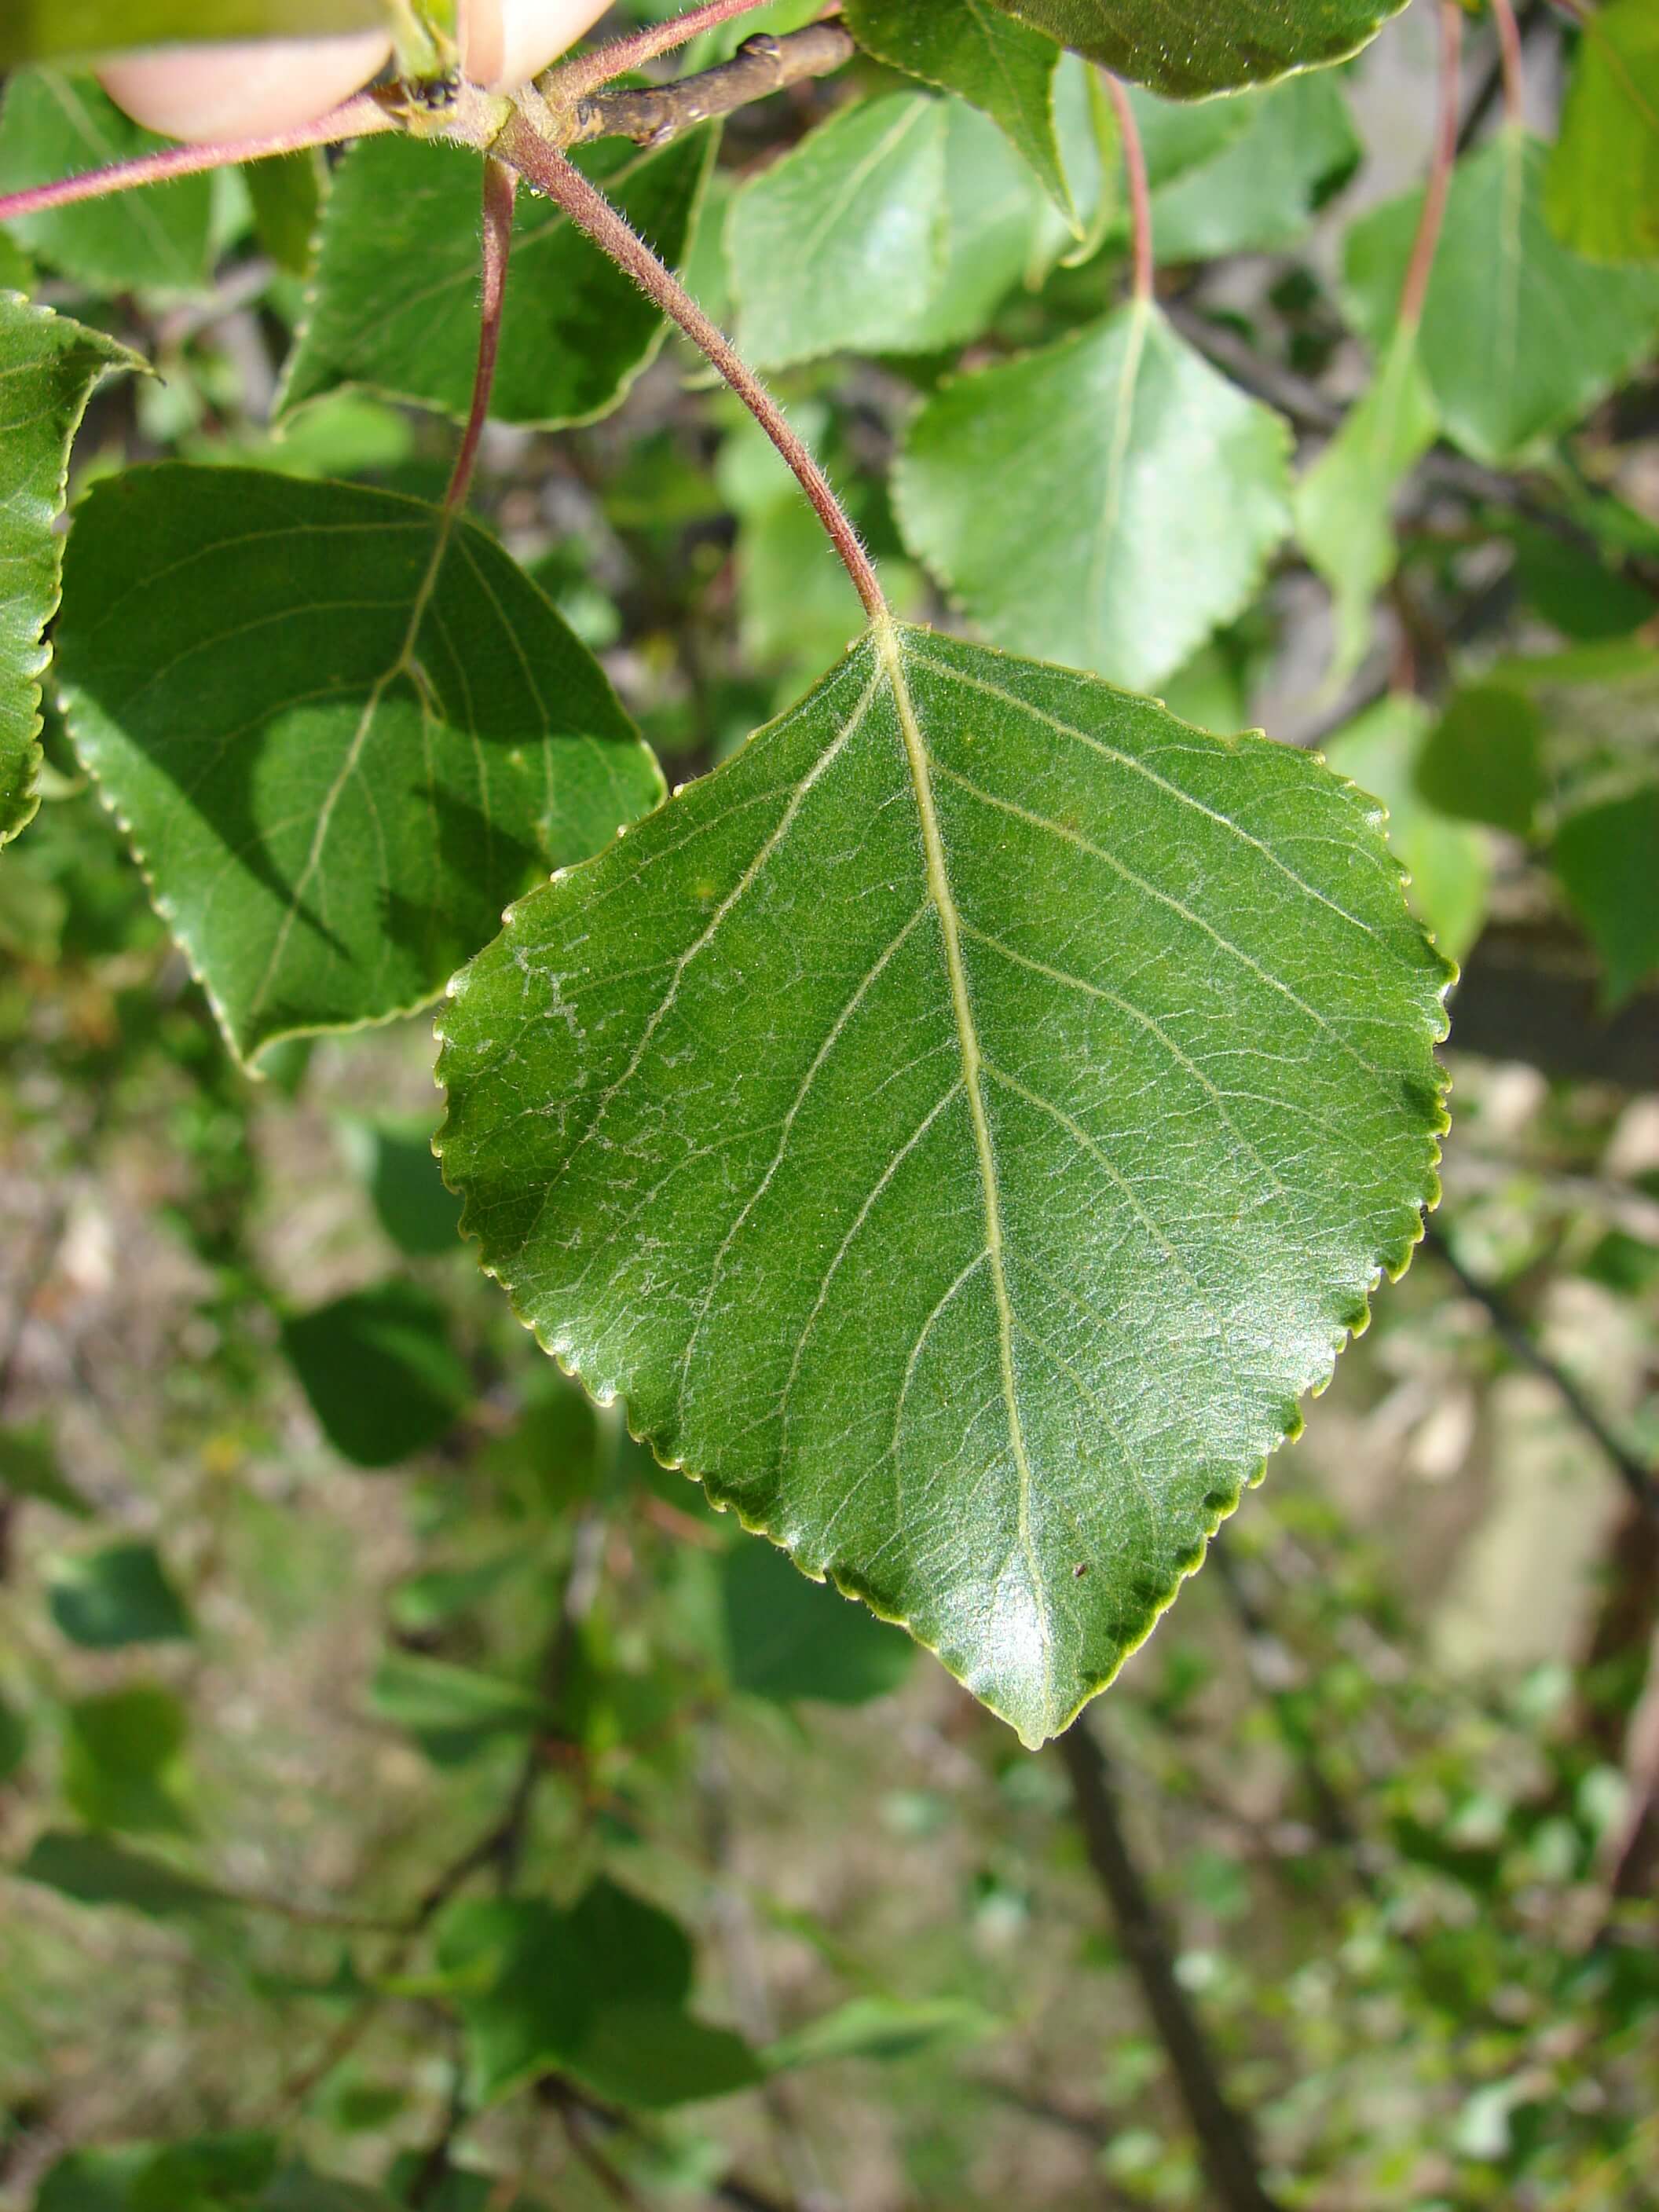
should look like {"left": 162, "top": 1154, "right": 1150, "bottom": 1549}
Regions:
{"left": 1554, "top": 788, "right": 1659, "bottom": 1009}
{"left": 1140, "top": 71, "right": 1359, "bottom": 264}
{"left": 437, "top": 625, "right": 1449, "bottom": 1746}
{"left": 281, "top": 1283, "right": 471, "bottom": 1468}
{"left": 1325, "top": 696, "right": 1492, "bottom": 965}
{"left": 47, "top": 1541, "right": 193, "bottom": 1649}
{"left": 56, "top": 467, "right": 662, "bottom": 1062}
{"left": 63, "top": 1684, "right": 193, "bottom": 1835}
{"left": 17, "top": 1829, "right": 224, "bottom": 1917}
{"left": 720, "top": 1537, "right": 916, "bottom": 1707}
{"left": 893, "top": 303, "right": 1292, "bottom": 693}
{"left": 0, "top": 295, "right": 136, "bottom": 850}
{"left": 1546, "top": 0, "right": 1659, "bottom": 266}
{"left": 0, "top": 1423, "right": 93, "bottom": 1516}
{"left": 989, "top": 0, "right": 1408, "bottom": 97}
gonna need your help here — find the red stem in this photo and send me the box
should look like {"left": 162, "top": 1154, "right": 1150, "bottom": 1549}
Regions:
{"left": 1102, "top": 72, "right": 1152, "bottom": 306}
{"left": 444, "top": 157, "right": 516, "bottom": 516}
{"left": 545, "top": 0, "right": 779, "bottom": 104}
{"left": 1490, "top": 0, "right": 1525, "bottom": 126}
{"left": 1398, "top": 0, "right": 1464, "bottom": 332}
{"left": 0, "top": 92, "right": 390, "bottom": 228}
{"left": 495, "top": 115, "right": 886, "bottom": 624}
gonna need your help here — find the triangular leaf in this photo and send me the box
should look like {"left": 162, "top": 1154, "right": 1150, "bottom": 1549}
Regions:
{"left": 1141, "top": 71, "right": 1359, "bottom": 264}
{"left": 55, "top": 467, "right": 662, "bottom": 1063}
{"left": 437, "top": 623, "right": 1449, "bottom": 1746}
{"left": 1342, "top": 130, "right": 1659, "bottom": 466}
{"left": 987, "top": 0, "right": 1408, "bottom": 97}
{"left": 280, "top": 130, "right": 713, "bottom": 430}
{"left": 892, "top": 303, "right": 1292, "bottom": 693}
{"left": 0, "top": 295, "right": 137, "bottom": 851}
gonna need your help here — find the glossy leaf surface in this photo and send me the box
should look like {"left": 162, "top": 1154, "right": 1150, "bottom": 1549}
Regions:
{"left": 0, "top": 72, "right": 214, "bottom": 292}
{"left": 281, "top": 132, "right": 713, "bottom": 430}
{"left": 0, "top": 295, "right": 137, "bottom": 849}
{"left": 1547, "top": 0, "right": 1659, "bottom": 266}
{"left": 1343, "top": 130, "right": 1659, "bottom": 466}
{"left": 893, "top": 302, "right": 1292, "bottom": 693}
{"left": 438, "top": 624, "right": 1450, "bottom": 1745}
{"left": 56, "top": 467, "right": 661, "bottom": 1062}
{"left": 990, "top": 0, "right": 1408, "bottom": 97}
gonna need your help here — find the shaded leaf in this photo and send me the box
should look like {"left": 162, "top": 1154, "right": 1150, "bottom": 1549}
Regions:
{"left": 440, "top": 1879, "right": 761, "bottom": 2108}
{"left": 721, "top": 1537, "right": 915, "bottom": 1706}
{"left": 0, "top": 1422, "right": 93, "bottom": 1516}
{"left": 0, "top": 71, "right": 213, "bottom": 291}
{"left": 1143, "top": 71, "right": 1359, "bottom": 264}
{"left": 1546, "top": 0, "right": 1659, "bottom": 266}
{"left": 844, "top": 0, "right": 1073, "bottom": 220}
{"left": 893, "top": 303, "right": 1292, "bottom": 693}
{"left": 436, "top": 624, "right": 1450, "bottom": 1746}
{"left": 387, "top": 1555, "right": 518, "bottom": 1633}
{"left": 244, "top": 149, "right": 325, "bottom": 280}
{"left": 1293, "top": 324, "right": 1437, "bottom": 686}
{"left": 766, "top": 1995, "right": 996, "bottom": 2070}
{"left": 1507, "top": 520, "right": 1655, "bottom": 642}
{"left": 1342, "top": 130, "right": 1659, "bottom": 466}
{"left": 0, "top": 1692, "right": 27, "bottom": 1783}
{"left": 1555, "top": 787, "right": 1659, "bottom": 1009}
{"left": 338, "top": 1118, "right": 464, "bottom": 1257}
{"left": 56, "top": 467, "right": 661, "bottom": 1063}
{"left": 280, "top": 132, "right": 712, "bottom": 430}
{"left": 63, "top": 1685, "right": 192, "bottom": 1835}
{"left": 1326, "top": 695, "right": 1492, "bottom": 965}
{"left": 368, "top": 1653, "right": 552, "bottom": 1738}
{"left": 34, "top": 2145, "right": 156, "bottom": 2212}
{"left": 0, "top": 295, "right": 137, "bottom": 851}
{"left": 19, "top": 1829, "right": 225, "bottom": 1917}
{"left": 281, "top": 1282, "right": 471, "bottom": 1468}
{"left": 47, "top": 1541, "right": 193, "bottom": 1649}
{"left": 1415, "top": 684, "right": 1546, "bottom": 837}
{"left": 989, "top": 0, "right": 1408, "bottom": 97}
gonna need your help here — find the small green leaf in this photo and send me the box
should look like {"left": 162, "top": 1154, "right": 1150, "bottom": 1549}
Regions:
{"left": 437, "top": 624, "right": 1450, "bottom": 1746}
{"left": 1507, "top": 521, "right": 1655, "bottom": 642}
{"left": 765, "top": 1995, "right": 996, "bottom": 2070}
{"left": 339, "top": 1119, "right": 464, "bottom": 1257}
{"left": 892, "top": 303, "right": 1292, "bottom": 693}
{"left": 721, "top": 1538, "right": 915, "bottom": 1707}
{"left": 368, "top": 1653, "right": 552, "bottom": 1738}
{"left": 0, "top": 295, "right": 137, "bottom": 851}
{"left": 1555, "top": 787, "right": 1659, "bottom": 1009}
{"left": 131, "top": 2136, "right": 280, "bottom": 2212}
{"left": 1546, "top": 0, "right": 1659, "bottom": 266}
{"left": 0, "top": 72, "right": 214, "bottom": 292}
{"left": 1141, "top": 71, "right": 1359, "bottom": 264}
{"left": 1415, "top": 685, "right": 1547, "bottom": 837}
{"left": 261, "top": 2167, "right": 401, "bottom": 2212}
{"left": 0, "top": 1692, "right": 27, "bottom": 1782}
{"left": 0, "top": 1422, "right": 93, "bottom": 1516}
{"left": 1342, "top": 130, "right": 1659, "bottom": 466}
{"left": 19, "top": 1829, "right": 224, "bottom": 1917}
{"left": 47, "top": 1541, "right": 193, "bottom": 1649}
{"left": 281, "top": 1283, "right": 471, "bottom": 1468}
{"left": 844, "top": 0, "right": 1074, "bottom": 221}
{"left": 244, "top": 149, "right": 325, "bottom": 280}
{"left": 34, "top": 2144, "right": 156, "bottom": 2212}
{"left": 280, "top": 132, "right": 713, "bottom": 430}
{"left": 439, "top": 1879, "right": 760, "bottom": 2109}
{"left": 1326, "top": 696, "right": 1492, "bottom": 965}
{"left": 987, "top": 0, "right": 1409, "bottom": 97}
{"left": 56, "top": 467, "right": 661, "bottom": 1063}
{"left": 1293, "top": 324, "right": 1438, "bottom": 686}
{"left": 0, "top": 3, "right": 384, "bottom": 66}
{"left": 63, "top": 1684, "right": 192, "bottom": 1836}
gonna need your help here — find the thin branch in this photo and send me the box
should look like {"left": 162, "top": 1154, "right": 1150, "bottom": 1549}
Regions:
{"left": 443, "top": 157, "right": 517, "bottom": 518}
{"left": 544, "top": 0, "right": 783, "bottom": 104}
{"left": 1102, "top": 73, "right": 1153, "bottom": 305}
{"left": 0, "top": 93, "right": 391, "bottom": 228}
{"left": 569, "top": 20, "right": 856, "bottom": 146}
{"left": 1057, "top": 1720, "right": 1284, "bottom": 2212}
{"left": 1424, "top": 1225, "right": 1659, "bottom": 1524}
{"left": 1399, "top": 0, "right": 1466, "bottom": 331}
{"left": 1459, "top": 0, "right": 1546, "bottom": 148}
{"left": 1489, "top": 0, "right": 1528, "bottom": 124}
{"left": 495, "top": 112, "right": 886, "bottom": 623}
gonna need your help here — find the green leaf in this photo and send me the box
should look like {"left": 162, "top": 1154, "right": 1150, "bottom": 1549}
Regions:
{"left": 439, "top": 1879, "right": 760, "bottom": 2109}
{"left": 339, "top": 1118, "right": 464, "bottom": 1257}
{"left": 18, "top": 1829, "right": 223, "bottom": 1917}
{"left": 47, "top": 1541, "right": 193, "bottom": 1649}
{"left": 844, "top": 0, "right": 1073, "bottom": 221}
{"left": 721, "top": 1537, "right": 915, "bottom": 1707}
{"left": 988, "top": 0, "right": 1409, "bottom": 97}
{"left": 0, "top": 2, "right": 384, "bottom": 66}
{"left": 280, "top": 1283, "right": 471, "bottom": 1468}
{"left": 1325, "top": 696, "right": 1492, "bottom": 965}
{"left": 34, "top": 2145, "right": 156, "bottom": 2212}
{"left": 56, "top": 467, "right": 661, "bottom": 1063}
{"left": 435, "top": 624, "right": 1450, "bottom": 1746}
{"left": 1415, "top": 684, "right": 1546, "bottom": 837}
{"left": 727, "top": 94, "right": 948, "bottom": 371}
{"left": 368, "top": 1653, "right": 552, "bottom": 1738}
{"left": 892, "top": 303, "right": 1292, "bottom": 693}
{"left": 1141, "top": 71, "right": 1360, "bottom": 264}
{"left": 765, "top": 1995, "right": 996, "bottom": 2070}
{"left": 63, "top": 1684, "right": 193, "bottom": 1835}
{"left": 1342, "top": 130, "right": 1659, "bottom": 467}
{"left": 0, "top": 72, "right": 214, "bottom": 292}
{"left": 131, "top": 2136, "right": 280, "bottom": 2212}
{"left": 0, "top": 295, "right": 137, "bottom": 851}
{"left": 387, "top": 1556, "right": 518, "bottom": 1633}
{"left": 0, "top": 1422, "right": 93, "bottom": 1516}
{"left": 244, "top": 149, "right": 324, "bottom": 281}
{"left": 1507, "top": 520, "right": 1655, "bottom": 642}
{"left": 280, "top": 132, "right": 712, "bottom": 430}
{"left": 877, "top": 97, "right": 1053, "bottom": 354}
{"left": 1555, "top": 787, "right": 1659, "bottom": 1009}
{"left": 0, "top": 1691, "right": 27, "bottom": 1782}
{"left": 1293, "top": 324, "right": 1438, "bottom": 687}
{"left": 1546, "top": 0, "right": 1659, "bottom": 266}
{"left": 261, "top": 2168, "right": 400, "bottom": 2212}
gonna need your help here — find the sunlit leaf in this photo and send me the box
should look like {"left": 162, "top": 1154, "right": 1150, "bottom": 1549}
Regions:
{"left": 1546, "top": 0, "right": 1659, "bottom": 266}
{"left": 988, "top": 0, "right": 1408, "bottom": 97}
{"left": 437, "top": 624, "right": 1449, "bottom": 1746}
{"left": 56, "top": 467, "right": 661, "bottom": 1063}
{"left": 893, "top": 302, "right": 1292, "bottom": 693}
{"left": 1141, "top": 71, "right": 1359, "bottom": 263}
{"left": 63, "top": 1684, "right": 192, "bottom": 1835}
{"left": 766, "top": 1995, "right": 997, "bottom": 2070}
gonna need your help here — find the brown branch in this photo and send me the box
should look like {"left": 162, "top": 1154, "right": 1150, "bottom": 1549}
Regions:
{"left": 441, "top": 157, "right": 517, "bottom": 517}
{"left": 1490, "top": 0, "right": 1528, "bottom": 124}
{"left": 495, "top": 112, "right": 886, "bottom": 623}
{"left": 1057, "top": 1721, "right": 1284, "bottom": 2212}
{"left": 544, "top": 0, "right": 785, "bottom": 104}
{"left": 1102, "top": 73, "right": 1153, "bottom": 305}
{"left": 569, "top": 21, "right": 855, "bottom": 147}
{"left": 1399, "top": 0, "right": 1466, "bottom": 331}
{"left": 1459, "top": 0, "right": 1547, "bottom": 148}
